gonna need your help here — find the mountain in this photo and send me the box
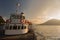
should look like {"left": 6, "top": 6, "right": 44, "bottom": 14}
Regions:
{"left": 41, "top": 19, "right": 60, "bottom": 25}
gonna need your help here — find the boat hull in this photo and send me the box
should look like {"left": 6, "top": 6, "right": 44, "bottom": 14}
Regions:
{"left": 5, "top": 29, "right": 28, "bottom": 35}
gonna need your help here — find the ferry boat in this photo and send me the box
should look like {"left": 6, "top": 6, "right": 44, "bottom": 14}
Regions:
{"left": 0, "top": 0, "right": 37, "bottom": 40}
{"left": 5, "top": 12, "right": 29, "bottom": 35}
{"left": 4, "top": 0, "right": 31, "bottom": 35}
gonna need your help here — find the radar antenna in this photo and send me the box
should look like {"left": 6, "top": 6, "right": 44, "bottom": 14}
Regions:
{"left": 16, "top": 0, "right": 20, "bottom": 14}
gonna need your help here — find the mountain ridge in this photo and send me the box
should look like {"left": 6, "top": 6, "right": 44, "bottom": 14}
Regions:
{"left": 40, "top": 19, "right": 60, "bottom": 25}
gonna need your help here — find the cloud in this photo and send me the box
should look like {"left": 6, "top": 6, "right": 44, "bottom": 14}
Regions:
{"left": 1, "top": 0, "right": 60, "bottom": 24}
{"left": 27, "top": 18, "right": 47, "bottom": 24}
{"left": 23, "top": 0, "right": 60, "bottom": 24}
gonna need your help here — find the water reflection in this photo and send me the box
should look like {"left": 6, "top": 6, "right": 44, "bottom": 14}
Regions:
{"left": 32, "top": 25, "right": 60, "bottom": 40}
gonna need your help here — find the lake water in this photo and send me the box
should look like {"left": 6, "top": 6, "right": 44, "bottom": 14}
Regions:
{"left": 32, "top": 25, "right": 60, "bottom": 40}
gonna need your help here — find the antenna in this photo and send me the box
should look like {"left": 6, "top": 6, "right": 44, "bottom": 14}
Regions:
{"left": 16, "top": 0, "right": 20, "bottom": 14}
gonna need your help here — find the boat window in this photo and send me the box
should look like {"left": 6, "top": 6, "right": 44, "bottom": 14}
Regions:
{"left": 5, "top": 26, "right": 9, "bottom": 29}
{"left": 18, "top": 26, "right": 20, "bottom": 29}
{"left": 21, "top": 26, "right": 26, "bottom": 29}
{"left": 24, "top": 26, "right": 26, "bottom": 29}
{"left": 23, "top": 16, "right": 25, "bottom": 19}
{"left": 21, "top": 25, "right": 24, "bottom": 29}
{"left": 10, "top": 26, "right": 12, "bottom": 30}
{"left": 13, "top": 25, "right": 17, "bottom": 30}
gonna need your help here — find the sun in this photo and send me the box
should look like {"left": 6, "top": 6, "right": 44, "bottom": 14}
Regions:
{"left": 49, "top": 10, "right": 60, "bottom": 20}
{"left": 49, "top": 15, "right": 60, "bottom": 20}
{"left": 49, "top": 16, "right": 60, "bottom": 20}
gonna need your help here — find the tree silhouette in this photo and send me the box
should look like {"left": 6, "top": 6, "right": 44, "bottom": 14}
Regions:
{"left": 0, "top": 16, "right": 5, "bottom": 25}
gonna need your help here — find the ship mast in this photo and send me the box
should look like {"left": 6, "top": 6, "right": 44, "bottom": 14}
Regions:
{"left": 16, "top": 0, "right": 20, "bottom": 14}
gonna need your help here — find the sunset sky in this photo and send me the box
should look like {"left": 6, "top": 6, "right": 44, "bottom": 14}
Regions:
{"left": 0, "top": 0, "right": 60, "bottom": 24}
